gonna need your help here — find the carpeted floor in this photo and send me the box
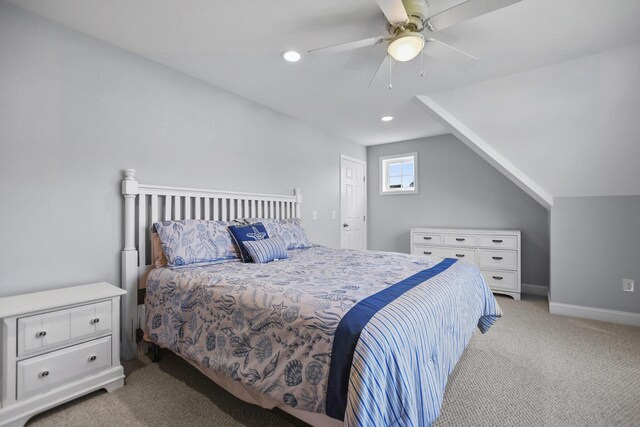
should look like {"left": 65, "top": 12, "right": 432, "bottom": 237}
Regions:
{"left": 27, "top": 295, "right": 640, "bottom": 426}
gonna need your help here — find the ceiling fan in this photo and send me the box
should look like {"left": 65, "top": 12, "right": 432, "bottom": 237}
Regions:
{"left": 307, "top": 0, "right": 521, "bottom": 84}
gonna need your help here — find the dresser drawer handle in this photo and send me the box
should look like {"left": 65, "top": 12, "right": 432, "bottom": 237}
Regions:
{"left": 36, "top": 330, "right": 47, "bottom": 338}
{"left": 455, "top": 254, "right": 465, "bottom": 258}
{"left": 492, "top": 239, "right": 503, "bottom": 243}
{"left": 91, "top": 318, "right": 100, "bottom": 325}
{"left": 455, "top": 238, "right": 465, "bottom": 242}
{"left": 492, "top": 276, "right": 504, "bottom": 280}
{"left": 89, "top": 355, "right": 97, "bottom": 362}
{"left": 423, "top": 251, "right": 432, "bottom": 255}
{"left": 39, "top": 370, "right": 50, "bottom": 378}
{"left": 492, "top": 256, "right": 503, "bottom": 260}
{"left": 423, "top": 236, "right": 432, "bottom": 240}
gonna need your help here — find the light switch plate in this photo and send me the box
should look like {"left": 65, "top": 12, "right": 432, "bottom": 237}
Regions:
{"left": 623, "top": 279, "right": 635, "bottom": 292}
{"left": 312, "top": 211, "right": 317, "bottom": 220}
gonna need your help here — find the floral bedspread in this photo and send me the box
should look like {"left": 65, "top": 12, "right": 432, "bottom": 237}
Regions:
{"left": 144, "top": 246, "right": 500, "bottom": 423}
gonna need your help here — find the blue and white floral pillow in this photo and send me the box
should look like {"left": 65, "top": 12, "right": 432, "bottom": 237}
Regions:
{"left": 154, "top": 220, "right": 239, "bottom": 268}
{"left": 241, "top": 218, "right": 311, "bottom": 250}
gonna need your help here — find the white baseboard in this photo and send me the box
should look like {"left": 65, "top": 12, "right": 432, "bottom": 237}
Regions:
{"left": 549, "top": 301, "right": 640, "bottom": 327}
{"left": 521, "top": 283, "right": 548, "bottom": 296}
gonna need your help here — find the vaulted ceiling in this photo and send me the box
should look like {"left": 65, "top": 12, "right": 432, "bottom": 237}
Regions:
{"left": 8, "top": 0, "right": 640, "bottom": 201}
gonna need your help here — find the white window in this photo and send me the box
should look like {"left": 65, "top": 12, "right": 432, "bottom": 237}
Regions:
{"left": 379, "top": 152, "right": 418, "bottom": 195}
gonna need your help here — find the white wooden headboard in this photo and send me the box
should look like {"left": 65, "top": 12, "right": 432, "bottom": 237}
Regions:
{"left": 120, "top": 169, "right": 302, "bottom": 360}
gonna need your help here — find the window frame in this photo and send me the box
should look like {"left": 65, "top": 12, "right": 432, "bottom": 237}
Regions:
{"left": 379, "top": 152, "right": 418, "bottom": 195}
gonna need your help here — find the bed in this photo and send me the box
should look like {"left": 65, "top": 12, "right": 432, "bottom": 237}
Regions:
{"left": 120, "top": 170, "right": 501, "bottom": 426}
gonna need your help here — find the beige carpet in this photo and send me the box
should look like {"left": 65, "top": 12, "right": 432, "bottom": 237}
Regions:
{"left": 28, "top": 296, "right": 640, "bottom": 426}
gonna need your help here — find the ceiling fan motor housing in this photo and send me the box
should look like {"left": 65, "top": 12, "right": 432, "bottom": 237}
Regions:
{"left": 388, "top": 0, "right": 429, "bottom": 34}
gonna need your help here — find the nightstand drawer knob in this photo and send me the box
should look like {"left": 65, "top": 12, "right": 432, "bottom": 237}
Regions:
{"left": 423, "top": 251, "right": 432, "bottom": 255}
{"left": 89, "top": 355, "right": 97, "bottom": 362}
{"left": 492, "top": 256, "right": 503, "bottom": 260}
{"left": 36, "top": 331, "right": 47, "bottom": 338}
{"left": 39, "top": 370, "right": 50, "bottom": 378}
{"left": 492, "top": 276, "right": 504, "bottom": 280}
{"left": 423, "top": 236, "right": 432, "bottom": 240}
{"left": 455, "top": 238, "right": 465, "bottom": 242}
{"left": 455, "top": 254, "right": 465, "bottom": 258}
{"left": 492, "top": 239, "right": 503, "bottom": 243}
{"left": 91, "top": 318, "right": 100, "bottom": 324}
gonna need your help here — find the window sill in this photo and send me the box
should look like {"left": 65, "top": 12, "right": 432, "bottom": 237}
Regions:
{"left": 380, "top": 189, "right": 419, "bottom": 196}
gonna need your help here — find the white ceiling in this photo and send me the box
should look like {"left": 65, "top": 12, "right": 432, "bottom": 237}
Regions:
{"left": 8, "top": 0, "right": 640, "bottom": 146}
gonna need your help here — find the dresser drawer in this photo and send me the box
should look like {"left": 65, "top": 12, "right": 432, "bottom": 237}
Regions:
{"left": 436, "top": 247, "right": 476, "bottom": 263}
{"left": 481, "top": 269, "right": 518, "bottom": 292}
{"left": 478, "top": 250, "right": 517, "bottom": 270}
{"left": 443, "top": 233, "right": 477, "bottom": 247}
{"left": 18, "top": 301, "right": 112, "bottom": 357}
{"left": 17, "top": 336, "right": 112, "bottom": 400}
{"left": 412, "top": 245, "right": 449, "bottom": 258}
{"left": 478, "top": 235, "right": 518, "bottom": 250}
{"left": 412, "top": 232, "right": 443, "bottom": 245}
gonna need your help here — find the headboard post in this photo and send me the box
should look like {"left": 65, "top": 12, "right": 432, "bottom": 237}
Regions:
{"left": 121, "top": 168, "right": 139, "bottom": 360}
{"left": 294, "top": 187, "right": 302, "bottom": 218}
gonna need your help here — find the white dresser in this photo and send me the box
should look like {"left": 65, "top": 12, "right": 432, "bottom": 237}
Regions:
{"left": 0, "top": 282, "right": 126, "bottom": 427}
{"left": 411, "top": 227, "right": 521, "bottom": 300}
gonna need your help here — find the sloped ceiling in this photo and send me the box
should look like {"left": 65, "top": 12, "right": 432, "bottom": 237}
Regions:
{"left": 6, "top": 0, "right": 640, "bottom": 202}
{"left": 426, "top": 42, "right": 640, "bottom": 199}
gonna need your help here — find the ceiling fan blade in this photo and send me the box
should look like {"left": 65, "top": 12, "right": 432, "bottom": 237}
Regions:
{"left": 423, "top": 38, "right": 477, "bottom": 68}
{"left": 375, "top": 0, "right": 409, "bottom": 25}
{"left": 307, "top": 36, "right": 385, "bottom": 55}
{"left": 426, "top": 0, "right": 522, "bottom": 32}
{"left": 368, "top": 54, "right": 391, "bottom": 88}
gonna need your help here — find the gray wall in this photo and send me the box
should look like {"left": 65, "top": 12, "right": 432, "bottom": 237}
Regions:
{"left": 367, "top": 135, "right": 550, "bottom": 287}
{"left": 0, "top": 2, "right": 364, "bottom": 298}
{"left": 550, "top": 196, "right": 640, "bottom": 313}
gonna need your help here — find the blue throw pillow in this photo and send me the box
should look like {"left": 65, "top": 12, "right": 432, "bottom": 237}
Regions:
{"left": 241, "top": 218, "right": 311, "bottom": 250}
{"left": 228, "top": 223, "right": 269, "bottom": 262}
{"left": 243, "top": 237, "right": 288, "bottom": 264}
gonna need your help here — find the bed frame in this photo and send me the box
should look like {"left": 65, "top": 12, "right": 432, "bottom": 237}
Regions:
{"left": 120, "top": 169, "right": 302, "bottom": 361}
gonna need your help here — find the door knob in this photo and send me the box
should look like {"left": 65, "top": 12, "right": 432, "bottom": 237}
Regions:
{"left": 342, "top": 223, "right": 349, "bottom": 228}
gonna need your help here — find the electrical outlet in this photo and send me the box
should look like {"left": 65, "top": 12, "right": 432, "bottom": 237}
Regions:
{"left": 331, "top": 210, "right": 336, "bottom": 220}
{"left": 312, "top": 211, "right": 318, "bottom": 220}
{"left": 623, "top": 279, "right": 635, "bottom": 292}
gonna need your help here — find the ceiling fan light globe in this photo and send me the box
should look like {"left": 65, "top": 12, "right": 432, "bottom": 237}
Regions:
{"left": 387, "top": 33, "right": 425, "bottom": 62}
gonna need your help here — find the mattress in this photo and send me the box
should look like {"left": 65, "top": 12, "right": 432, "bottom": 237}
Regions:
{"left": 144, "top": 245, "right": 501, "bottom": 426}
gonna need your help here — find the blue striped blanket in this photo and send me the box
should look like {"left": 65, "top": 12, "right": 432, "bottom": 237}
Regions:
{"left": 335, "top": 258, "right": 500, "bottom": 425}
{"left": 145, "top": 246, "right": 501, "bottom": 426}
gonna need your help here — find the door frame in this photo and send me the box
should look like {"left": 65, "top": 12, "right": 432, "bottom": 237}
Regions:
{"left": 340, "top": 154, "right": 367, "bottom": 250}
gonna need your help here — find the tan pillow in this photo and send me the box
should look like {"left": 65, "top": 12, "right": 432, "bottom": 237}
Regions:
{"left": 151, "top": 232, "right": 168, "bottom": 268}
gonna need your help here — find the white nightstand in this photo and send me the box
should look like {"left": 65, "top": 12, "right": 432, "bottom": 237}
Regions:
{"left": 0, "top": 282, "right": 126, "bottom": 427}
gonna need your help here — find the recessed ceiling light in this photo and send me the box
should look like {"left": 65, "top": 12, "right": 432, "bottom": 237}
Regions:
{"left": 381, "top": 116, "right": 394, "bottom": 122}
{"left": 282, "top": 50, "right": 301, "bottom": 62}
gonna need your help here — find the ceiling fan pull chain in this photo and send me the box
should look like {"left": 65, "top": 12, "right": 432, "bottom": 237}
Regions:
{"left": 389, "top": 58, "right": 393, "bottom": 90}
{"left": 420, "top": 50, "right": 425, "bottom": 78}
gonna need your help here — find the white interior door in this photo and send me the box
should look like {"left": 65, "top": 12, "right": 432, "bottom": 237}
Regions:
{"left": 340, "top": 155, "right": 367, "bottom": 250}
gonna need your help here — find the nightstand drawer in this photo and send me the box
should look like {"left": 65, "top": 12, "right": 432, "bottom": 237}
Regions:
{"left": 412, "top": 232, "right": 443, "bottom": 245}
{"left": 18, "top": 301, "right": 112, "bottom": 357}
{"left": 481, "top": 269, "right": 518, "bottom": 292}
{"left": 17, "top": 336, "right": 112, "bottom": 400}
{"left": 443, "top": 233, "right": 477, "bottom": 247}
{"left": 478, "top": 250, "right": 517, "bottom": 270}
